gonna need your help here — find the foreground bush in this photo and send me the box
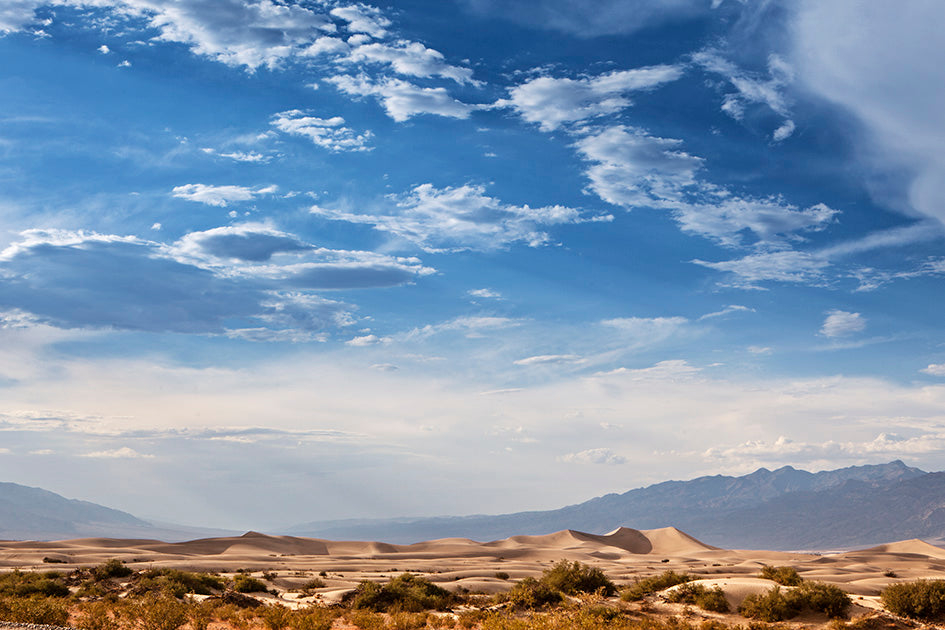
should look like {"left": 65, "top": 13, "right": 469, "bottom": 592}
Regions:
{"left": 134, "top": 568, "right": 226, "bottom": 597}
{"left": 880, "top": 579, "right": 945, "bottom": 620}
{"left": 0, "top": 569, "right": 70, "bottom": 598}
{"left": 665, "top": 582, "right": 730, "bottom": 612}
{"left": 738, "top": 586, "right": 798, "bottom": 622}
{"left": 504, "top": 577, "right": 563, "bottom": 609}
{"left": 794, "top": 581, "right": 851, "bottom": 618}
{"left": 621, "top": 571, "right": 692, "bottom": 601}
{"left": 347, "top": 573, "right": 458, "bottom": 612}
{"left": 759, "top": 565, "right": 802, "bottom": 586}
{"left": 0, "top": 595, "right": 70, "bottom": 625}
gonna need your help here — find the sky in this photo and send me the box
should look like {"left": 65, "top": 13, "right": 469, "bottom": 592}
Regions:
{"left": 1, "top": 0, "right": 945, "bottom": 531}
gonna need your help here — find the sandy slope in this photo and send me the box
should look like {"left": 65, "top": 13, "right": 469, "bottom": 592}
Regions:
{"left": 2, "top": 526, "right": 943, "bottom": 612}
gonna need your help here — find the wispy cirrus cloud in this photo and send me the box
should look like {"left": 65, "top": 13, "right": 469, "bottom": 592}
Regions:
{"left": 172, "top": 183, "right": 278, "bottom": 207}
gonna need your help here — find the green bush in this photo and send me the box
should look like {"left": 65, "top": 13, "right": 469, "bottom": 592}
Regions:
{"left": 135, "top": 569, "right": 225, "bottom": 597}
{"left": 665, "top": 582, "right": 730, "bottom": 613}
{"left": 880, "top": 579, "right": 945, "bottom": 620}
{"left": 504, "top": 577, "right": 563, "bottom": 609}
{"left": 233, "top": 574, "right": 269, "bottom": 593}
{"left": 759, "top": 565, "right": 802, "bottom": 586}
{"left": 93, "top": 558, "right": 134, "bottom": 581}
{"left": 621, "top": 571, "right": 692, "bottom": 601}
{"left": 539, "top": 560, "right": 616, "bottom": 597}
{"left": 0, "top": 570, "right": 70, "bottom": 598}
{"left": 738, "top": 586, "right": 799, "bottom": 622}
{"left": 131, "top": 594, "right": 190, "bottom": 630}
{"left": 794, "top": 581, "right": 851, "bottom": 618}
{"left": 0, "top": 596, "right": 71, "bottom": 625}
{"left": 346, "top": 573, "right": 458, "bottom": 612}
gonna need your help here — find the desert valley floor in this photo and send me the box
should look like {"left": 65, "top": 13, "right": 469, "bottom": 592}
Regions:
{"left": 3, "top": 526, "right": 945, "bottom": 627}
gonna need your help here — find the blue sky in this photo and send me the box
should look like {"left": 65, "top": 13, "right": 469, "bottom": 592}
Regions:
{"left": 2, "top": 0, "right": 945, "bottom": 530}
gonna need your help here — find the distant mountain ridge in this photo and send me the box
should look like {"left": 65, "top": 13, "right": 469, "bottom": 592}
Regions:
{"left": 286, "top": 460, "right": 932, "bottom": 550}
{"left": 0, "top": 482, "right": 237, "bottom": 541}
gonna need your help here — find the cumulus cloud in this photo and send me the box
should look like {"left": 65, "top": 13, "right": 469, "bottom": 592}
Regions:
{"left": 468, "top": 288, "right": 502, "bottom": 299}
{"left": 820, "top": 310, "right": 866, "bottom": 337}
{"left": 172, "top": 183, "right": 277, "bottom": 207}
{"left": 327, "top": 74, "right": 474, "bottom": 121}
{"left": 0, "top": 0, "right": 46, "bottom": 33}
{"left": 344, "top": 41, "right": 476, "bottom": 84}
{"left": 704, "top": 432, "right": 945, "bottom": 464}
{"left": 171, "top": 224, "right": 311, "bottom": 262}
{"left": 270, "top": 110, "right": 372, "bottom": 152}
{"left": 575, "top": 125, "right": 837, "bottom": 246}
{"left": 330, "top": 4, "right": 390, "bottom": 38}
{"left": 499, "top": 65, "right": 684, "bottom": 131}
{"left": 312, "top": 183, "right": 610, "bottom": 252}
{"left": 559, "top": 447, "right": 627, "bottom": 465}
{"left": 921, "top": 364, "right": 945, "bottom": 377}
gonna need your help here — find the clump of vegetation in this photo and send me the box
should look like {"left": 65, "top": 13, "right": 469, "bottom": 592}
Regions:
{"left": 494, "top": 572, "right": 510, "bottom": 580}
{"left": 134, "top": 568, "right": 226, "bottom": 597}
{"left": 233, "top": 574, "right": 269, "bottom": 593}
{"left": 665, "top": 582, "right": 730, "bottom": 613}
{"left": 130, "top": 593, "right": 190, "bottom": 630}
{"left": 346, "top": 573, "right": 459, "bottom": 612}
{"left": 739, "top": 582, "right": 851, "bottom": 621}
{"left": 504, "top": 577, "right": 564, "bottom": 609}
{"left": 93, "top": 558, "right": 134, "bottom": 581}
{"left": 540, "top": 560, "right": 616, "bottom": 597}
{"left": 880, "top": 579, "right": 945, "bottom": 620}
{"left": 0, "top": 595, "right": 70, "bottom": 625}
{"left": 621, "top": 570, "right": 693, "bottom": 601}
{"left": 0, "top": 569, "right": 70, "bottom": 598}
{"left": 759, "top": 565, "right": 802, "bottom": 586}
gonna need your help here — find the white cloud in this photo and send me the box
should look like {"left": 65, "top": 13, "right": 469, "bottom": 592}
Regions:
{"left": 344, "top": 41, "right": 476, "bottom": 84}
{"left": 201, "top": 147, "right": 273, "bottom": 163}
{"left": 698, "top": 304, "right": 753, "bottom": 320}
{"left": 704, "top": 432, "right": 945, "bottom": 464}
{"left": 559, "top": 447, "right": 627, "bottom": 465}
{"left": 791, "top": 2, "right": 945, "bottom": 225}
{"left": 97, "top": 44, "right": 110, "bottom": 54}
{"left": 404, "top": 316, "right": 520, "bottom": 340}
{"left": 600, "top": 316, "right": 691, "bottom": 348}
{"left": 271, "top": 110, "right": 372, "bottom": 152}
{"left": 300, "top": 36, "right": 350, "bottom": 58}
{"left": 820, "top": 310, "right": 866, "bottom": 337}
{"left": 575, "top": 125, "right": 837, "bottom": 246}
{"left": 748, "top": 345, "right": 772, "bottom": 355}
{"left": 117, "top": 60, "right": 131, "bottom": 68}
{"left": 330, "top": 4, "right": 391, "bottom": 38}
{"left": 312, "top": 183, "right": 610, "bottom": 252}
{"left": 692, "top": 250, "right": 829, "bottom": 289}
{"left": 500, "top": 65, "right": 683, "bottom": 131}
{"left": 172, "top": 183, "right": 277, "bottom": 207}
{"left": 0, "top": 0, "right": 44, "bottom": 33}
{"left": 81, "top": 447, "right": 154, "bottom": 459}
{"left": 327, "top": 74, "right": 474, "bottom": 122}
{"left": 598, "top": 359, "right": 701, "bottom": 381}
{"left": 467, "top": 288, "right": 502, "bottom": 299}
{"left": 922, "top": 364, "right": 945, "bottom": 377}
{"left": 514, "top": 354, "right": 583, "bottom": 366}
{"left": 695, "top": 51, "right": 796, "bottom": 141}
{"left": 346, "top": 334, "right": 389, "bottom": 346}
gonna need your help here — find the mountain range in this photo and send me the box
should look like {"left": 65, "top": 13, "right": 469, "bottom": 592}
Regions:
{"left": 4, "top": 461, "right": 943, "bottom": 550}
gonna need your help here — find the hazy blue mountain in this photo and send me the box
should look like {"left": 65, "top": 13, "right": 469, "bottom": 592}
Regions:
{"left": 0, "top": 482, "right": 236, "bottom": 541}
{"left": 286, "top": 461, "right": 929, "bottom": 549}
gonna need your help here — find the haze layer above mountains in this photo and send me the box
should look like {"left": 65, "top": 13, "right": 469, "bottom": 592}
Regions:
{"left": 3, "top": 461, "right": 937, "bottom": 550}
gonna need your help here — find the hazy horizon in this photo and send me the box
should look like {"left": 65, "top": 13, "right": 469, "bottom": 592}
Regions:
{"left": 1, "top": 1, "right": 944, "bottom": 532}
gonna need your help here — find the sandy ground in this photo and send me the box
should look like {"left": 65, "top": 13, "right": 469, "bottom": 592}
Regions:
{"left": 3, "top": 526, "right": 945, "bottom": 622}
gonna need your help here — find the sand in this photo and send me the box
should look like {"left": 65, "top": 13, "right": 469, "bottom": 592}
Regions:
{"left": 2, "top": 526, "right": 942, "bottom": 625}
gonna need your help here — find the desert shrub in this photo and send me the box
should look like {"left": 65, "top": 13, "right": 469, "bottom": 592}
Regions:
{"left": 622, "top": 571, "right": 693, "bottom": 601}
{"left": 880, "top": 579, "right": 945, "bottom": 620}
{"left": 189, "top": 600, "right": 216, "bottom": 630}
{"left": 883, "top": 571, "right": 897, "bottom": 578}
{"left": 290, "top": 607, "right": 337, "bottom": 630}
{"left": 347, "top": 573, "right": 458, "bottom": 612}
{"left": 759, "top": 565, "right": 802, "bottom": 586}
{"left": 388, "top": 611, "right": 429, "bottom": 630}
{"left": 302, "top": 577, "right": 326, "bottom": 590}
{"left": 0, "top": 569, "right": 70, "bottom": 598}
{"left": 135, "top": 569, "right": 225, "bottom": 597}
{"left": 494, "top": 572, "right": 510, "bottom": 580}
{"left": 504, "top": 577, "right": 563, "bottom": 609}
{"left": 93, "top": 558, "right": 134, "bottom": 580}
{"left": 457, "top": 609, "right": 487, "bottom": 628}
{"left": 345, "top": 609, "right": 386, "bottom": 630}
{"left": 540, "top": 560, "right": 616, "bottom": 597}
{"left": 262, "top": 604, "right": 293, "bottom": 630}
{"left": 0, "top": 595, "right": 70, "bottom": 625}
{"left": 77, "top": 600, "right": 120, "bottom": 630}
{"left": 665, "top": 583, "right": 730, "bottom": 613}
{"left": 738, "top": 586, "right": 799, "bottom": 622}
{"left": 233, "top": 574, "right": 269, "bottom": 593}
{"left": 793, "top": 581, "right": 851, "bottom": 618}
{"left": 131, "top": 594, "right": 190, "bottom": 630}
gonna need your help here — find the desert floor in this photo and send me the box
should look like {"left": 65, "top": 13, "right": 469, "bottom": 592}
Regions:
{"left": 3, "top": 526, "right": 945, "bottom": 627}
